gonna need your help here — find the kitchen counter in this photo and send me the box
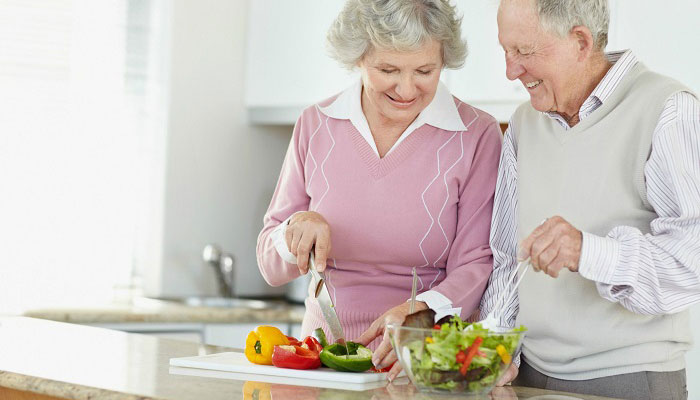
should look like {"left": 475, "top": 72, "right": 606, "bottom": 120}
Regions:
{"left": 22, "top": 297, "right": 305, "bottom": 324}
{"left": 0, "top": 317, "right": 621, "bottom": 400}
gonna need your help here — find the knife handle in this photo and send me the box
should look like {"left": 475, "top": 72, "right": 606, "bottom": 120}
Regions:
{"left": 308, "top": 252, "right": 325, "bottom": 298}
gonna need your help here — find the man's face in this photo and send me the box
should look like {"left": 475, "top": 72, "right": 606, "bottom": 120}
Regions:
{"left": 497, "top": 0, "right": 581, "bottom": 114}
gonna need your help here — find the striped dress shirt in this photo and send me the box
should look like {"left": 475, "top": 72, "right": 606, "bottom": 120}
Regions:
{"left": 480, "top": 50, "right": 700, "bottom": 350}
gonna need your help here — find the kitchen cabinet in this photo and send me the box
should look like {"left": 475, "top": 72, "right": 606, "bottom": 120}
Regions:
{"left": 204, "top": 323, "right": 301, "bottom": 348}
{"left": 88, "top": 322, "right": 205, "bottom": 342}
{"left": 24, "top": 298, "right": 306, "bottom": 349}
{"left": 245, "top": 0, "right": 355, "bottom": 124}
{"left": 91, "top": 322, "right": 303, "bottom": 348}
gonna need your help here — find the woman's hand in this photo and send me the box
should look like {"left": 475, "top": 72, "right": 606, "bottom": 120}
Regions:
{"left": 285, "top": 211, "right": 331, "bottom": 274}
{"left": 355, "top": 301, "right": 428, "bottom": 381}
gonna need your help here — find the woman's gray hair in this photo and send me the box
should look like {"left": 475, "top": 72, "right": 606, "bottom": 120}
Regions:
{"left": 534, "top": 0, "right": 609, "bottom": 50}
{"left": 327, "top": 0, "right": 467, "bottom": 70}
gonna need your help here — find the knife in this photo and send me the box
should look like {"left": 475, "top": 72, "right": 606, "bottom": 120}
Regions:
{"left": 308, "top": 251, "right": 350, "bottom": 356}
{"left": 409, "top": 266, "right": 418, "bottom": 314}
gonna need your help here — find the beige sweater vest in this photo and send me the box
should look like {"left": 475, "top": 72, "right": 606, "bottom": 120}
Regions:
{"left": 513, "top": 63, "right": 694, "bottom": 380}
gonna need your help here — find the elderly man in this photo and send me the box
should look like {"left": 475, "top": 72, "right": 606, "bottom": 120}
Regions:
{"left": 479, "top": 0, "right": 700, "bottom": 399}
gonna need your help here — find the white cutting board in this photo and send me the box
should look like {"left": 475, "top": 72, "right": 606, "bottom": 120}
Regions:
{"left": 169, "top": 352, "right": 389, "bottom": 384}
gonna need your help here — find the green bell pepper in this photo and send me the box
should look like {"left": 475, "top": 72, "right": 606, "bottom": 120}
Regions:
{"left": 319, "top": 342, "right": 373, "bottom": 372}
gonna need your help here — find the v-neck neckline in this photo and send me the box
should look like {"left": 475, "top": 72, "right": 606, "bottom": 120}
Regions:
{"left": 547, "top": 98, "right": 617, "bottom": 146}
{"left": 346, "top": 123, "right": 431, "bottom": 180}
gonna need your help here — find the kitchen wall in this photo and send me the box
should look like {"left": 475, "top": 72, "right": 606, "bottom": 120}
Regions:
{"left": 144, "top": 0, "right": 290, "bottom": 298}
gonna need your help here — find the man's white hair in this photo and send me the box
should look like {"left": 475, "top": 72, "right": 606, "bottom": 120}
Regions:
{"left": 327, "top": 0, "right": 468, "bottom": 70}
{"left": 525, "top": 0, "right": 610, "bottom": 50}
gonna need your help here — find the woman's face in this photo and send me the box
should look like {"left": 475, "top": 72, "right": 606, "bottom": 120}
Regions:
{"left": 358, "top": 39, "right": 443, "bottom": 126}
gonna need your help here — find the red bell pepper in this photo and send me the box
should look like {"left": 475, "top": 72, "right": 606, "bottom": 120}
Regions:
{"left": 302, "top": 336, "right": 323, "bottom": 353}
{"left": 369, "top": 361, "right": 396, "bottom": 373}
{"left": 285, "top": 335, "right": 302, "bottom": 346}
{"left": 459, "top": 336, "right": 483, "bottom": 376}
{"left": 271, "top": 345, "right": 321, "bottom": 370}
{"left": 456, "top": 350, "right": 466, "bottom": 364}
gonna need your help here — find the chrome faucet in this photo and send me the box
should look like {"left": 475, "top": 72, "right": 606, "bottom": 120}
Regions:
{"left": 202, "top": 244, "right": 236, "bottom": 298}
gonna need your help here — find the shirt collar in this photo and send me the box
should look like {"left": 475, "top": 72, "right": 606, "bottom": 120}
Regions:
{"left": 545, "top": 49, "right": 638, "bottom": 127}
{"left": 590, "top": 49, "right": 638, "bottom": 104}
{"left": 319, "top": 79, "right": 468, "bottom": 133}
{"left": 417, "top": 80, "right": 469, "bottom": 131}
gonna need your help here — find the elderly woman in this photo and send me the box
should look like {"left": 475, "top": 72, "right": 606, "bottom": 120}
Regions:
{"left": 257, "top": 0, "right": 502, "bottom": 380}
{"left": 479, "top": 0, "right": 700, "bottom": 398}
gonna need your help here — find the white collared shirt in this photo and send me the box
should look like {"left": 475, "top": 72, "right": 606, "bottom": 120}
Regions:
{"left": 318, "top": 79, "right": 467, "bottom": 157}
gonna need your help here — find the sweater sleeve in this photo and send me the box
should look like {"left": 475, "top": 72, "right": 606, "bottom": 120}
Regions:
{"left": 429, "top": 120, "right": 503, "bottom": 318}
{"left": 256, "top": 110, "right": 315, "bottom": 287}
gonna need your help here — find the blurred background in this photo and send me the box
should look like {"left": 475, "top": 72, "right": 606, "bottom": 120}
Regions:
{"left": 0, "top": 0, "right": 698, "bottom": 389}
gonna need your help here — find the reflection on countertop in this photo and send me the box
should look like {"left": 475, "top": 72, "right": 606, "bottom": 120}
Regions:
{"left": 21, "top": 296, "right": 305, "bottom": 324}
{"left": 0, "top": 317, "right": 621, "bottom": 400}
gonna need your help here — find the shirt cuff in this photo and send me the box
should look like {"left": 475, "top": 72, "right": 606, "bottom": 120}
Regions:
{"left": 270, "top": 214, "right": 298, "bottom": 264}
{"left": 512, "top": 351, "right": 521, "bottom": 368}
{"left": 414, "top": 290, "right": 452, "bottom": 309}
{"left": 578, "top": 231, "right": 620, "bottom": 284}
{"left": 411, "top": 290, "right": 462, "bottom": 322}
{"left": 578, "top": 231, "right": 635, "bottom": 301}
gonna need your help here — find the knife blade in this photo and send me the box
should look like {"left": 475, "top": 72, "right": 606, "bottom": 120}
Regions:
{"left": 308, "top": 251, "right": 349, "bottom": 356}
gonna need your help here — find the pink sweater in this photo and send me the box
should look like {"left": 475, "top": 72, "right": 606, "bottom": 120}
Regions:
{"left": 257, "top": 94, "right": 502, "bottom": 348}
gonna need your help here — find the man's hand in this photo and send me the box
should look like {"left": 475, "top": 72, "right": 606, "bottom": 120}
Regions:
{"left": 355, "top": 301, "right": 428, "bottom": 381}
{"left": 519, "top": 216, "right": 582, "bottom": 278}
{"left": 489, "top": 386, "right": 518, "bottom": 399}
{"left": 285, "top": 211, "right": 331, "bottom": 274}
{"left": 495, "top": 363, "right": 518, "bottom": 386}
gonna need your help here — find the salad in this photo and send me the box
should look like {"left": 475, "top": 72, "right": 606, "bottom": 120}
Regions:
{"left": 400, "top": 313, "right": 525, "bottom": 392}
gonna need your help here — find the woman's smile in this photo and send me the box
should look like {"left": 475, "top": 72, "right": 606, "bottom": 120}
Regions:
{"left": 385, "top": 93, "right": 418, "bottom": 108}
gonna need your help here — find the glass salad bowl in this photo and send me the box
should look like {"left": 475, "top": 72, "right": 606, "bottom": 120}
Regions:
{"left": 387, "top": 322, "right": 525, "bottom": 395}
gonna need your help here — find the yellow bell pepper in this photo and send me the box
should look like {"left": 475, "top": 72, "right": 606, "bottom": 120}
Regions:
{"left": 245, "top": 326, "right": 289, "bottom": 365}
{"left": 496, "top": 344, "right": 511, "bottom": 364}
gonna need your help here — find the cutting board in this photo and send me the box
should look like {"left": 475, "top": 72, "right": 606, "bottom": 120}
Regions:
{"left": 169, "top": 352, "right": 389, "bottom": 384}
